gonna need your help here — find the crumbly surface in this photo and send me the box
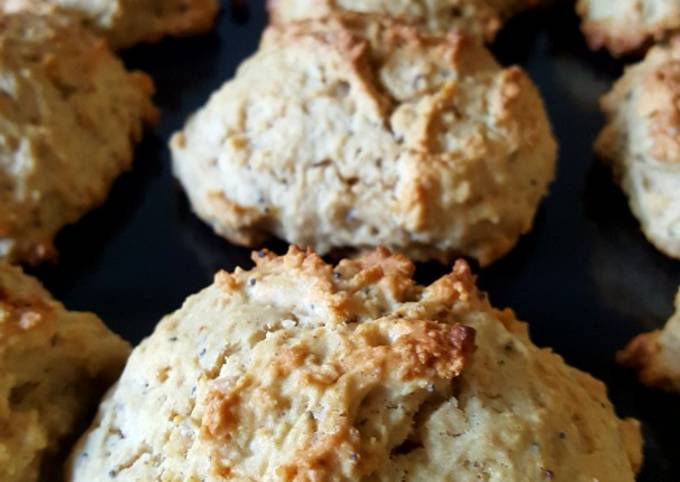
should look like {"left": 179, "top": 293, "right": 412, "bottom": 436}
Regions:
{"left": 596, "top": 38, "right": 680, "bottom": 259}
{"left": 0, "top": 12, "right": 157, "bottom": 264}
{"left": 69, "top": 247, "right": 641, "bottom": 482}
{"left": 619, "top": 288, "right": 680, "bottom": 393}
{"left": 268, "top": 0, "right": 543, "bottom": 40}
{"left": 0, "top": 262, "right": 130, "bottom": 482}
{"left": 0, "top": 0, "right": 219, "bottom": 49}
{"left": 170, "top": 15, "right": 557, "bottom": 266}
{"left": 577, "top": 0, "right": 680, "bottom": 56}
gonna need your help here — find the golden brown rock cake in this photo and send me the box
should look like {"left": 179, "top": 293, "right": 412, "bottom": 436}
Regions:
{"left": 69, "top": 247, "right": 641, "bottom": 482}
{"left": 171, "top": 15, "right": 557, "bottom": 266}
{"left": 619, "top": 288, "right": 680, "bottom": 393}
{"left": 596, "top": 37, "right": 680, "bottom": 259}
{"left": 577, "top": 0, "right": 680, "bottom": 56}
{"left": 0, "top": 261, "right": 130, "bottom": 482}
{"left": 268, "top": 0, "right": 544, "bottom": 41}
{"left": 0, "top": 12, "right": 157, "bottom": 264}
{"left": 0, "top": 0, "right": 219, "bottom": 49}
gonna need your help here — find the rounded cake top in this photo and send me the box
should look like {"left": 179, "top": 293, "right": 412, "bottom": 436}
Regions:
{"left": 577, "top": 0, "right": 680, "bottom": 56}
{"left": 268, "top": 0, "right": 543, "bottom": 41}
{"left": 0, "top": 12, "right": 157, "bottom": 263}
{"left": 0, "top": 261, "right": 131, "bottom": 482}
{"left": 0, "top": 0, "right": 219, "bottom": 49}
{"left": 69, "top": 247, "right": 641, "bottom": 481}
{"left": 171, "top": 14, "right": 556, "bottom": 265}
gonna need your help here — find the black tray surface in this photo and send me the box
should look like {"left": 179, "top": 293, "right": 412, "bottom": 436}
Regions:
{"left": 27, "top": 1, "right": 680, "bottom": 479}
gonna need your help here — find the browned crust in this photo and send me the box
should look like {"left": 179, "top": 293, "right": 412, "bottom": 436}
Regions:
{"left": 617, "top": 331, "right": 671, "bottom": 389}
{"left": 201, "top": 246, "right": 480, "bottom": 481}
{"left": 642, "top": 55, "right": 680, "bottom": 163}
{"left": 617, "top": 290, "right": 680, "bottom": 393}
{"left": 156, "top": 0, "right": 219, "bottom": 38}
{"left": 596, "top": 38, "right": 680, "bottom": 166}
{"left": 576, "top": 1, "right": 680, "bottom": 57}
{"left": 0, "top": 13, "right": 158, "bottom": 264}
{"left": 117, "top": 0, "right": 220, "bottom": 48}
{"left": 393, "top": 321, "right": 476, "bottom": 379}
{"left": 0, "top": 0, "right": 220, "bottom": 50}
{"left": 579, "top": 19, "right": 651, "bottom": 57}
{"left": 68, "top": 245, "right": 644, "bottom": 481}
{"left": 0, "top": 272, "right": 56, "bottom": 335}
{"left": 265, "top": 0, "right": 545, "bottom": 41}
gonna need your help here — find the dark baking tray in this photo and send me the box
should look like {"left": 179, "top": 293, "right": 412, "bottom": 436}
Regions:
{"left": 27, "top": 1, "right": 680, "bottom": 479}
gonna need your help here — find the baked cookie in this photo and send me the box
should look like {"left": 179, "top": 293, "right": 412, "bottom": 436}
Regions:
{"left": 0, "top": 262, "right": 130, "bottom": 482}
{"left": 0, "top": 12, "right": 158, "bottom": 264}
{"left": 170, "top": 15, "right": 557, "bottom": 266}
{"left": 618, "top": 288, "right": 680, "bottom": 393}
{"left": 268, "top": 0, "right": 544, "bottom": 41}
{"left": 595, "top": 38, "right": 680, "bottom": 259}
{"left": 0, "top": 0, "right": 219, "bottom": 49}
{"left": 68, "top": 247, "right": 642, "bottom": 481}
{"left": 577, "top": 0, "right": 680, "bottom": 56}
